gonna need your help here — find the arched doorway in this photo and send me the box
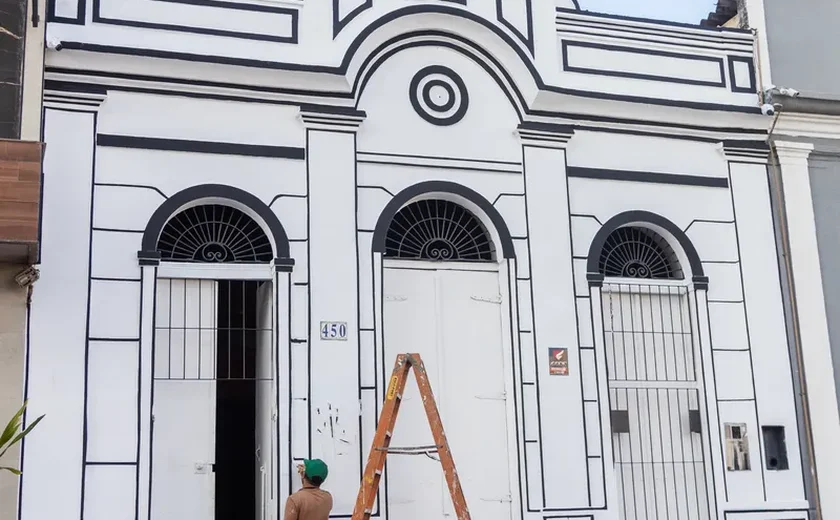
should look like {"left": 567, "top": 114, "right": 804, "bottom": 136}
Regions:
{"left": 590, "top": 219, "right": 713, "bottom": 520}
{"left": 141, "top": 189, "right": 292, "bottom": 520}
{"left": 378, "top": 196, "right": 516, "bottom": 520}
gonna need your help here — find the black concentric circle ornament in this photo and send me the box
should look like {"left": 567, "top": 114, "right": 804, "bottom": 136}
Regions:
{"left": 409, "top": 65, "right": 469, "bottom": 126}
{"left": 598, "top": 226, "right": 682, "bottom": 279}
{"left": 156, "top": 204, "right": 274, "bottom": 263}
{"left": 385, "top": 199, "right": 494, "bottom": 261}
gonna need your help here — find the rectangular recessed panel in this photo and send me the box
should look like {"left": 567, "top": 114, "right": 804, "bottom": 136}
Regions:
{"left": 97, "top": 0, "right": 297, "bottom": 43}
{"left": 563, "top": 41, "right": 726, "bottom": 87}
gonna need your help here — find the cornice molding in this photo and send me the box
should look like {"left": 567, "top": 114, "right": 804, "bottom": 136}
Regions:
{"left": 773, "top": 140, "right": 814, "bottom": 164}
{"left": 774, "top": 112, "right": 840, "bottom": 141}
{"left": 517, "top": 121, "right": 575, "bottom": 149}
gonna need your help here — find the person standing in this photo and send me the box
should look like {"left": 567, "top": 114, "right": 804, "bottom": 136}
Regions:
{"left": 283, "top": 459, "right": 333, "bottom": 520}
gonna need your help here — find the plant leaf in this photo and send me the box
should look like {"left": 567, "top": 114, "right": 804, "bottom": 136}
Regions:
{"left": 0, "top": 414, "right": 44, "bottom": 461}
{"left": 0, "top": 403, "right": 25, "bottom": 448}
{"left": 0, "top": 466, "right": 22, "bottom": 475}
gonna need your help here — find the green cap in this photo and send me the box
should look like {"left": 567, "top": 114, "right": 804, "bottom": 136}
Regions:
{"left": 303, "top": 459, "right": 329, "bottom": 483}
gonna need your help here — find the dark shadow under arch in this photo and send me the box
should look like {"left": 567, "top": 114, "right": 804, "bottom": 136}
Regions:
{"left": 587, "top": 210, "right": 704, "bottom": 278}
{"left": 372, "top": 181, "right": 515, "bottom": 259}
{"left": 139, "top": 184, "right": 291, "bottom": 262}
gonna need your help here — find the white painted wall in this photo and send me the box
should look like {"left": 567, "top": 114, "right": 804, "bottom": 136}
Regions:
{"left": 26, "top": 3, "right": 806, "bottom": 520}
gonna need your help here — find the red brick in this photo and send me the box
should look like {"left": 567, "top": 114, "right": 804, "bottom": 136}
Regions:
{"left": 16, "top": 160, "right": 40, "bottom": 182}
{"left": 0, "top": 201, "right": 38, "bottom": 221}
{"left": 0, "top": 220, "right": 38, "bottom": 242}
{"left": 3, "top": 141, "right": 42, "bottom": 162}
{"left": 0, "top": 182, "right": 39, "bottom": 203}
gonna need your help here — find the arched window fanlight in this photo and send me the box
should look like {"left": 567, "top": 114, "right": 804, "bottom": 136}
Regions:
{"left": 385, "top": 199, "right": 495, "bottom": 261}
{"left": 599, "top": 226, "right": 683, "bottom": 279}
{"left": 156, "top": 204, "right": 273, "bottom": 263}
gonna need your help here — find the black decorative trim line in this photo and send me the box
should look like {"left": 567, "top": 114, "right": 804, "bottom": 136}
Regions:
{"left": 693, "top": 275, "right": 710, "bottom": 290}
{"left": 518, "top": 121, "right": 576, "bottom": 145}
{"left": 722, "top": 140, "right": 769, "bottom": 160}
{"left": 92, "top": 0, "right": 299, "bottom": 43}
{"left": 139, "top": 184, "right": 292, "bottom": 260}
{"left": 52, "top": 3, "right": 762, "bottom": 114}
{"left": 333, "top": 0, "right": 372, "bottom": 38}
{"left": 728, "top": 56, "right": 757, "bottom": 94}
{"left": 275, "top": 257, "right": 295, "bottom": 272}
{"left": 497, "top": 0, "right": 534, "bottom": 53}
{"left": 555, "top": 23, "right": 754, "bottom": 54}
{"left": 562, "top": 40, "right": 726, "bottom": 88}
{"left": 300, "top": 104, "right": 366, "bottom": 128}
{"left": 568, "top": 167, "right": 729, "bottom": 188}
{"left": 586, "top": 210, "right": 705, "bottom": 278}
{"left": 44, "top": 73, "right": 768, "bottom": 136}
{"left": 556, "top": 15, "right": 755, "bottom": 48}
{"left": 408, "top": 65, "right": 469, "bottom": 126}
{"left": 47, "top": 0, "right": 85, "bottom": 24}
{"left": 372, "top": 181, "right": 515, "bottom": 259}
{"left": 555, "top": 6, "right": 753, "bottom": 35}
{"left": 96, "top": 134, "right": 305, "bottom": 159}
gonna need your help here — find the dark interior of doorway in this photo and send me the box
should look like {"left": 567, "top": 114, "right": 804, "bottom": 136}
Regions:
{"left": 215, "top": 280, "right": 258, "bottom": 520}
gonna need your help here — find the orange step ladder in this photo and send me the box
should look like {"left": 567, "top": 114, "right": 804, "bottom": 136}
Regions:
{"left": 351, "top": 353, "right": 471, "bottom": 520}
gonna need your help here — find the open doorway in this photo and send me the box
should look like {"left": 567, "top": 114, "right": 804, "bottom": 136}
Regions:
{"left": 150, "top": 279, "right": 275, "bottom": 520}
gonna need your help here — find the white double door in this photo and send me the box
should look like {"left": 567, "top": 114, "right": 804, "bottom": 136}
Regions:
{"left": 383, "top": 264, "right": 514, "bottom": 520}
{"left": 150, "top": 279, "right": 276, "bottom": 520}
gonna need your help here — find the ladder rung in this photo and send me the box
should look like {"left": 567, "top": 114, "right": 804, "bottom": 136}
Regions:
{"left": 375, "top": 445, "right": 441, "bottom": 455}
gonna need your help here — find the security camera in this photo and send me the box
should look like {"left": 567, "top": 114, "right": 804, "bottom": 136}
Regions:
{"left": 761, "top": 103, "right": 776, "bottom": 116}
{"left": 779, "top": 87, "right": 800, "bottom": 97}
{"left": 14, "top": 266, "right": 39, "bottom": 289}
{"left": 46, "top": 38, "right": 63, "bottom": 51}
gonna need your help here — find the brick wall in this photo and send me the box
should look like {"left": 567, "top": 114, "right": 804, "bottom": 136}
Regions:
{"left": 0, "top": 139, "right": 41, "bottom": 261}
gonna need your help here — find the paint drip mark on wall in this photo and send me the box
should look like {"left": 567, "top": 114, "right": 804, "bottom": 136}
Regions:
{"left": 315, "top": 402, "right": 353, "bottom": 457}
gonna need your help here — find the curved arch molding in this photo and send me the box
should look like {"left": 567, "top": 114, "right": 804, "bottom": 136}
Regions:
{"left": 372, "top": 180, "right": 516, "bottom": 259}
{"left": 586, "top": 210, "right": 706, "bottom": 283}
{"left": 138, "top": 184, "right": 293, "bottom": 268}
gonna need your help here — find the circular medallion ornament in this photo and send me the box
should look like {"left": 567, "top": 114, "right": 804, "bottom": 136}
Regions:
{"left": 409, "top": 65, "right": 469, "bottom": 126}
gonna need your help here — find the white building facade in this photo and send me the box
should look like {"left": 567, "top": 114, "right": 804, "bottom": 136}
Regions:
{"left": 23, "top": 1, "right": 811, "bottom": 520}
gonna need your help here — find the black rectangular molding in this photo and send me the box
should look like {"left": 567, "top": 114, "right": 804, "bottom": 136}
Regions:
{"left": 568, "top": 166, "right": 729, "bottom": 188}
{"left": 91, "top": 0, "right": 299, "bottom": 43}
{"left": 562, "top": 40, "right": 727, "bottom": 88}
{"left": 97, "top": 134, "right": 306, "bottom": 159}
{"left": 728, "top": 56, "right": 757, "bottom": 94}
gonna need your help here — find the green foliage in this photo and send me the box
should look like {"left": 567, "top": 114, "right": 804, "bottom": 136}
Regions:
{"left": 0, "top": 401, "right": 44, "bottom": 475}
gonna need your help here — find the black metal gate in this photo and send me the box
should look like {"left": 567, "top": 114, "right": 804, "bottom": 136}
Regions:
{"left": 602, "top": 283, "right": 712, "bottom": 520}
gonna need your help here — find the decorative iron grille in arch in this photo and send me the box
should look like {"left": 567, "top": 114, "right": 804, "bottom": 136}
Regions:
{"left": 384, "top": 199, "right": 495, "bottom": 261}
{"left": 598, "top": 226, "right": 683, "bottom": 279}
{"left": 156, "top": 204, "right": 274, "bottom": 263}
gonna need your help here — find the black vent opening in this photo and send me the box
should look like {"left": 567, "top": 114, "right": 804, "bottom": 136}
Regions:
{"left": 156, "top": 204, "right": 273, "bottom": 263}
{"left": 385, "top": 199, "right": 494, "bottom": 262}
{"left": 599, "top": 226, "right": 682, "bottom": 280}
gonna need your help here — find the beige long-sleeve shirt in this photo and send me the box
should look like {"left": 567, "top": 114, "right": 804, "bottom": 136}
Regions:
{"left": 283, "top": 485, "right": 333, "bottom": 520}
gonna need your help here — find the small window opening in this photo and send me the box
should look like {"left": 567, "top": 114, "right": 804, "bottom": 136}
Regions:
{"left": 599, "top": 226, "right": 683, "bottom": 279}
{"left": 761, "top": 426, "right": 789, "bottom": 471}
{"left": 384, "top": 199, "right": 495, "bottom": 261}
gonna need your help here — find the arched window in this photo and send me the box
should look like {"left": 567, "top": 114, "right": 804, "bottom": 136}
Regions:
{"left": 156, "top": 204, "right": 273, "bottom": 263}
{"left": 598, "top": 226, "right": 682, "bottom": 279}
{"left": 384, "top": 199, "right": 495, "bottom": 261}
